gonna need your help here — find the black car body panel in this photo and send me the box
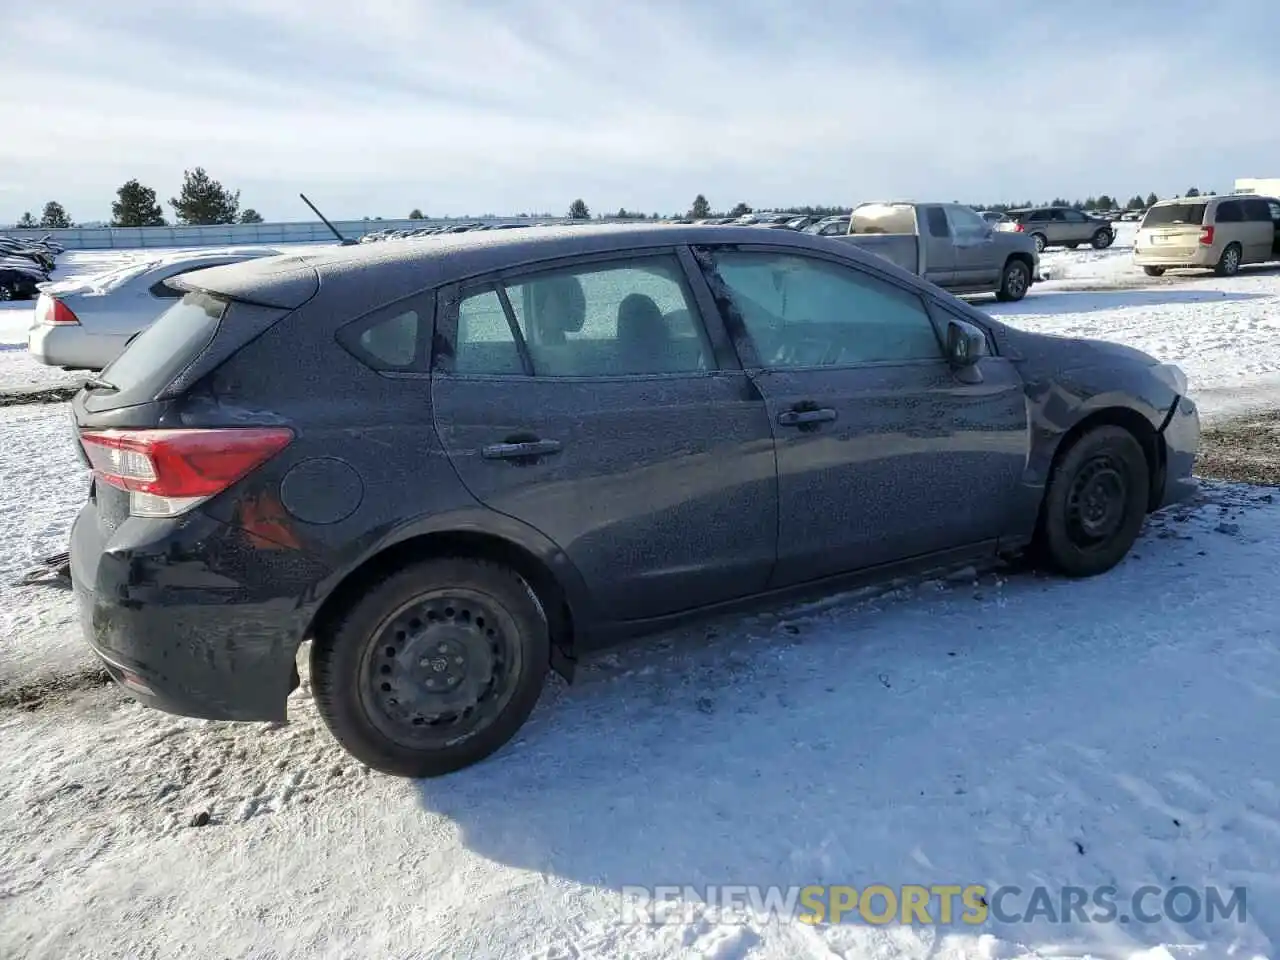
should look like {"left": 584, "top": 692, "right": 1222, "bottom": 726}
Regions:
{"left": 68, "top": 224, "right": 1201, "bottom": 723}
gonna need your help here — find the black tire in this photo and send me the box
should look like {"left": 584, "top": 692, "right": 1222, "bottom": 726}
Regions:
{"left": 1214, "top": 242, "right": 1242, "bottom": 277}
{"left": 1036, "top": 426, "right": 1149, "bottom": 578}
{"left": 995, "top": 259, "right": 1031, "bottom": 302}
{"left": 311, "top": 557, "right": 550, "bottom": 777}
{"left": 1031, "top": 233, "right": 1047, "bottom": 253}
{"left": 1090, "top": 229, "right": 1114, "bottom": 250}
{"left": 1142, "top": 266, "right": 1166, "bottom": 277}
{"left": 1064, "top": 242, "right": 1080, "bottom": 250}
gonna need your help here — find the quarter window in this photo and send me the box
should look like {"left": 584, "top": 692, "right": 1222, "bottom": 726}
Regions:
{"left": 451, "top": 255, "right": 714, "bottom": 377}
{"left": 337, "top": 304, "right": 425, "bottom": 370}
{"left": 705, "top": 250, "right": 942, "bottom": 367}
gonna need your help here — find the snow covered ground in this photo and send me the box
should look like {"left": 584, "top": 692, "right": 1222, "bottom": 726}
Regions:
{"left": 3, "top": 226, "right": 1280, "bottom": 959}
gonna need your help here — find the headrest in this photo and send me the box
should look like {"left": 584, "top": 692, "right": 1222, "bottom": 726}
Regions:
{"left": 617, "top": 293, "right": 666, "bottom": 342}
{"left": 532, "top": 274, "right": 586, "bottom": 334}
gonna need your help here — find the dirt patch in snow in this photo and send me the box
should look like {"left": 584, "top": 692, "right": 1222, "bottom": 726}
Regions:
{"left": 0, "top": 665, "right": 112, "bottom": 712}
{"left": 0, "top": 384, "right": 81, "bottom": 407}
{"left": 1198, "top": 409, "right": 1280, "bottom": 486}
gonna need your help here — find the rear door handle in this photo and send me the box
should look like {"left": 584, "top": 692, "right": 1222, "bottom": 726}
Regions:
{"left": 777, "top": 408, "right": 836, "bottom": 426}
{"left": 482, "top": 439, "right": 563, "bottom": 459}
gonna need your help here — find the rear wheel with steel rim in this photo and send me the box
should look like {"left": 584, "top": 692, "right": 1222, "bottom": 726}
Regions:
{"left": 1036, "top": 425, "right": 1150, "bottom": 577}
{"left": 1091, "top": 229, "right": 1114, "bottom": 249}
{"left": 312, "top": 558, "right": 550, "bottom": 777}
{"left": 1215, "top": 243, "right": 1242, "bottom": 277}
{"left": 1031, "top": 233, "right": 1047, "bottom": 253}
{"left": 0, "top": 285, "right": 13, "bottom": 302}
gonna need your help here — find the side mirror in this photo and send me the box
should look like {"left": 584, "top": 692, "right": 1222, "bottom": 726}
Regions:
{"left": 946, "top": 319, "right": 984, "bottom": 369}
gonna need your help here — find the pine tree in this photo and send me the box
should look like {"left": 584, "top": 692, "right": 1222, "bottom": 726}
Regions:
{"left": 408, "top": 208, "right": 425, "bottom": 219}
{"left": 16, "top": 212, "right": 36, "bottom": 228}
{"left": 728, "top": 202, "right": 753, "bottom": 217}
{"left": 1185, "top": 187, "right": 1200, "bottom": 198}
{"left": 40, "top": 201, "right": 72, "bottom": 228}
{"left": 1146, "top": 192, "right": 1159, "bottom": 206}
{"left": 111, "top": 179, "right": 166, "bottom": 227}
{"left": 239, "top": 209, "right": 264, "bottom": 224}
{"left": 169, "top": 167, "right": 240, "bottom": 225}
{"left": 689, "top": 194, "right": 711, "bottom": 219}
{"left": 568, "top": 199, "right": 590, "bottom": 220}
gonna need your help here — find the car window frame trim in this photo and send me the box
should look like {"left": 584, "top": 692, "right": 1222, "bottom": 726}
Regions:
{"left": 433, "top": 246, "right": 735, "bottom": 382}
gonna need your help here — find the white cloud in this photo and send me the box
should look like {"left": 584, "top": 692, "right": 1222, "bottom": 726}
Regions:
{"left": 1, "top": 0, "right": 1277, "bottom": 221}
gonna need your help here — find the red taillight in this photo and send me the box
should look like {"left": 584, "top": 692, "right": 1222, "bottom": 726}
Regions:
{"left": 78, "top": 427, "right": 294, "bottom": 518}
{"left": 1198, "top": 225, "right": 1215, "bottom": 246}
{"left": 38, "top": 294, "right": 80, "bottom": 325}
{"left": 1013, "top": 223, "right": 1024, "bottom": 232}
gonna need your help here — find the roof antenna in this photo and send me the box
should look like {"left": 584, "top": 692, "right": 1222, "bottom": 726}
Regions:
{"left": 300, "top": 193, "right": 357, "bottom": 245}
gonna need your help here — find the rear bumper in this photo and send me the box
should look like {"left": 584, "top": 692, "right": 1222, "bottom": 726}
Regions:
{"left": 28, "top": 325, "right": 129, "bottom": 370}
{"left": 1158, "top": 394, "right": 1200, "bottom": 509}
{"left": 70, "top": 504, "right": 321, "bottom": 722}
{"left": 1133, "top": 248, "right": 1216, "bottom": 269}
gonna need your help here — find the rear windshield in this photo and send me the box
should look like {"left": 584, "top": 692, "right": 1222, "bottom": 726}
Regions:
{"left": 93, "top": 292, "right": 225, "bottom": 399}
{"left": 87, "top": 259, "right": 164, "bottom": 292}
{"left": 1142, "top": 203, "right": 1206, "bottom": 227}
{"left": 850, "top": 204, "right": 916, "bottom": 234}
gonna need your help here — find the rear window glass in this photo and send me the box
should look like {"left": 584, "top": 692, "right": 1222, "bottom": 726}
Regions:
{"left": 89, "top": 259, "right": 163, "bottom": 292}
{"left": 95, "top": 292, "right": 225, "bottom": 396}
{"left": 1142, "top": 203, "right": 1206, "bottom": 226}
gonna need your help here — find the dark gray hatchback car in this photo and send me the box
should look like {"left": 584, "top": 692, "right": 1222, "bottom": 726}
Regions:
{"left": 69, "top": 224, "right": 1200, "bottom": 777}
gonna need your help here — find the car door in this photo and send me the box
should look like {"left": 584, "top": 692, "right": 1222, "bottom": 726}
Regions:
{"left": 920, "top": 205, "right": 957, "bottom": 286}
{"left": 944, "top": 204, "right": 1000, "bottom": 286}
{"left": 430, "top": 248, "right": 779, "bottom": 623}
{"left": 1057, "top": 209, "right": 1091, "bottom": 244}
{"left": 689, "top": 242, "right": 1029, "bottom": 587}
{"left": 1241, "top": 198, "right": 1274, "bottom": 262}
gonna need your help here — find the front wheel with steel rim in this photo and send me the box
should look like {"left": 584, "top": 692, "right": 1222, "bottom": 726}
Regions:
{"left": 312, "top": 558, "right": 550, "bottom": 777}
{"left": 995, "top": 259, "right": 1031, "bottom": 302}
{"left": 1035, "top": 425, "right": 1150, "bottom": 578}
{"left": 1215, "top": 243, "right": 1242, "bottom": 277}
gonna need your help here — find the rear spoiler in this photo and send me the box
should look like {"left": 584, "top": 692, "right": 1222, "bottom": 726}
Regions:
{"left": 168, "top": 255, "right": 322, "bottom": 310}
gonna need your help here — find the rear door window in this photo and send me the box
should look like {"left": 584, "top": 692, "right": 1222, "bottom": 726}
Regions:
{"left": 1242, "top": 198, "right": 1272, "bottom": 221}
{"left": 925, "top": 207, "right": 950, "bottom": 238}
{"left": 1214, "top": 200, "right": 1243, "bottom": 223}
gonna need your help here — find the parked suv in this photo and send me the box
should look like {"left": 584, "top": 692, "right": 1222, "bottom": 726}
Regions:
{"left": 1133, "top": 194, "right": 1280, "bottom": 277}
{"left": 68, "top": 225, "right": 1198, "bottom": 778}
{"left": 999, "top": 206, "right": 1115, "bottom": 252}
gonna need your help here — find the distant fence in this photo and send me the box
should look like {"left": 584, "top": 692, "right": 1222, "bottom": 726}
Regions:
{"left": 1, "top": 217, "right": 561, "bottom": 250}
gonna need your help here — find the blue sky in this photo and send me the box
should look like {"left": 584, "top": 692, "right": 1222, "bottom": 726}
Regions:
{"left": 2, "top": 0, "right": 1279, "bottom": 223}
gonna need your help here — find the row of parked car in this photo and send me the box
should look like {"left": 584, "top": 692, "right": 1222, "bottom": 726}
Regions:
{"left": 31, "top": 191, "right": 1280, "bottom": 374}
{"left": 0, "top": 234, "right": 63, "bottom": 300}
{"left": 359, "top": 222, "right": 535, "bottom": 242}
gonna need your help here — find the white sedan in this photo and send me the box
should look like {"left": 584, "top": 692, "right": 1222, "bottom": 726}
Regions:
{"left": 27, "top": 247, "right": 283, "bottom": 370}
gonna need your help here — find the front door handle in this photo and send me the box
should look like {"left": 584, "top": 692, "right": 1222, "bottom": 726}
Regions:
{"left": 777, "top": 408, "right": 837, "bottom": 426}
{"left": 482, "top": 439, "right": 563, "bottom": 459}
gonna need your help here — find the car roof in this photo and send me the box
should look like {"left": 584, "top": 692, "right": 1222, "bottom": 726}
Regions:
{"left": 172, "top": 222, "right": 937, "bottom": 311}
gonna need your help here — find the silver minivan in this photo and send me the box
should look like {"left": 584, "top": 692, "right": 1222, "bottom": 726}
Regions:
{"left": 1133, "top": 194, "right": 1280, "bottom": 277}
